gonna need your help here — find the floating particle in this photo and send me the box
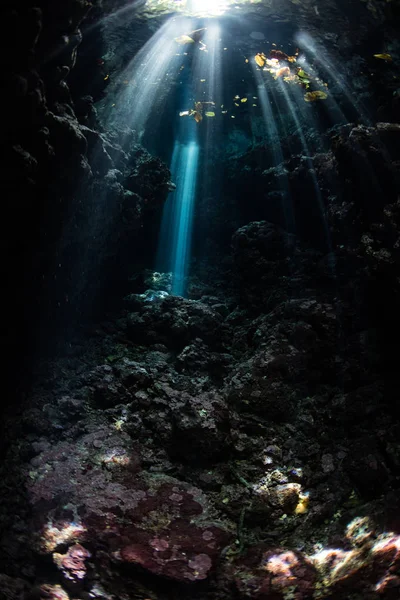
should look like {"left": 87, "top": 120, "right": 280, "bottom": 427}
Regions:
{"left": 174, "top": 28, "right": 206, "bottom": 46}
{"left": 175, "top": 34, "right": 195, "bottom": 44}
{"left": 241, "top": 97, "right": 247, "bottom": 102}
{"left": 276, "top": 66, "right": 290, "bottom": 78}
{"left": 304, "top": 90, "right": 328, "bottom": 102}
{"left": 255, "top": 53, "right": 266, "bottom": 67}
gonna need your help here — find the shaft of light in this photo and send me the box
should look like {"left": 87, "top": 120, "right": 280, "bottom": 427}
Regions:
{"left": 277, "top": 78, "right": 333, "bottom": 255}
{"left": 108, "top": 18, "right": 188, "bottom": 133}
{"left": 170, "top": 141, "right": 199, "bottom": 296}
{"left": 253, "top": 64, "right": 294, "bottom": 231}
{"left": 295, "top": 31, "right": 370, "bottom": 125}
{"left": 179, "top": 0, "right": 228, "bottom": 16}
{"left": 156, "top": 141, "right": 181, "bottom": 272}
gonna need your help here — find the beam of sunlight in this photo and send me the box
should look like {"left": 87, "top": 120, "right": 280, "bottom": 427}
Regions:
{"left": 156, "top": 139, "right": 199, "bottom": 297}
{"left": 193, "top": 23, "right": 223, "bottom": 180}
{"left": 170, "top": 141, "right": 199, "bottom": 295}
{"left": 252, "top": 64, "right": 295, "bottom": 232}
{"left": 295, "top": 31, "right": 371, "bottom": 125}
{"left": 193, "top": 23, "right": 223, "bottom": 109}
{"left": 105, "top": 18, "right": 188, "bottom": 135}
{"left": 156, "top": 141, "right": 181, "bottom": 274}
{"left": 188, "top": 0, "right": 228, "bottom": 16}
{"left": 144, "top": 0, "right": 261, "bottom": 17}
{"left": 277, "top": 77, "right": 333, "bottom": 256}
{"left": 156, "top": 25, "right": 222, "bottom": 293}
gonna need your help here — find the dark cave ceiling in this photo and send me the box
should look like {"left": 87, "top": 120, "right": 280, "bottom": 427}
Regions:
{"left": 101, "top": 0, "right": 399, "bottom": 62}
{"left": 118, "top": 0, "right": 394, "bottom": 21}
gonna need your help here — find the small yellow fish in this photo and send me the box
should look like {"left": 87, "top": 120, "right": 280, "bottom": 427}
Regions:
{"left": 373, "top": 53, "right": 392, "bottom": 61}
{"left": 255, "top": 53, "right": 266, "bottom": 68}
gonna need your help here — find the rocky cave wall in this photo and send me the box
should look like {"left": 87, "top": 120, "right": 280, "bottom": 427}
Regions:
{"left": 2, "top": 0, "right": 173, "bottom": 400}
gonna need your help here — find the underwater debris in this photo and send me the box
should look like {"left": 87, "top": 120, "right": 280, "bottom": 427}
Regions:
{"left": 175, "top": 28, "right": 207, "bottom": 50}
{"left": 254, "top": 47, "right": 328, "bottom": 101}
{"left": 255, "top": 53, "right": 267, "bottom": 68}
{"left": 297, "top": 68, "right": 312, "bottom": 86}
{"left": 175, "top": 34, "right": 195, "bottom": 45}
{"left": 276, "top": 66, "right": 291, "bottom": 78}
{"left": 179, "top": 101, "right": 216, "bottom": 123}
{"left": 304, "top": 90, "right": 328, "bottom": 102}
{"left": 270, "top": 48, "right": 298, "bottom": 63}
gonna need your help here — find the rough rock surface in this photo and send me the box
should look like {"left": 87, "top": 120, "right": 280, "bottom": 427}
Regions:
{"left": 2, "top": 0, "right": 173, "bottom": 397}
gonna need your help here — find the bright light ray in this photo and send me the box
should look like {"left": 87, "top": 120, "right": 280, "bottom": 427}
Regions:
{"left": 156, "top": 24, "right": 222, "bottom": 294}
{"left": 144, "top": 0, "right": 248, "bottom": 17}
{"left": 170, "top": 141, "right": 200, "bottom": 295}
{"left": 295, "top": 31, "right": 371, "bottom": 125}
{"left": 106, "top": 18, "right": 188, "bottom": 135}
{"left": 187, "top": 0, "right": 228, "bottom": 16}
{"left": 296, "top": 54, "right": 349, "bottom": 127}
{"left": 252, "top": 64, "right": 294, "bottom": 232}
{"left": 156, "top": 141, "right": 181, "bottom": 272}
{"left": 193, "top": 23, "right": 223, "bottom": 185}
{"left": 277, "top": 78, "right": 333, "bottom": 256}
{"left": 193, "top": 23, "right": 223, "bottom": 109}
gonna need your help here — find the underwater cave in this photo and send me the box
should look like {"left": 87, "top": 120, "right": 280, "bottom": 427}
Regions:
{"left": 2, "top": 0, "right": 400, "bottom": 598}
